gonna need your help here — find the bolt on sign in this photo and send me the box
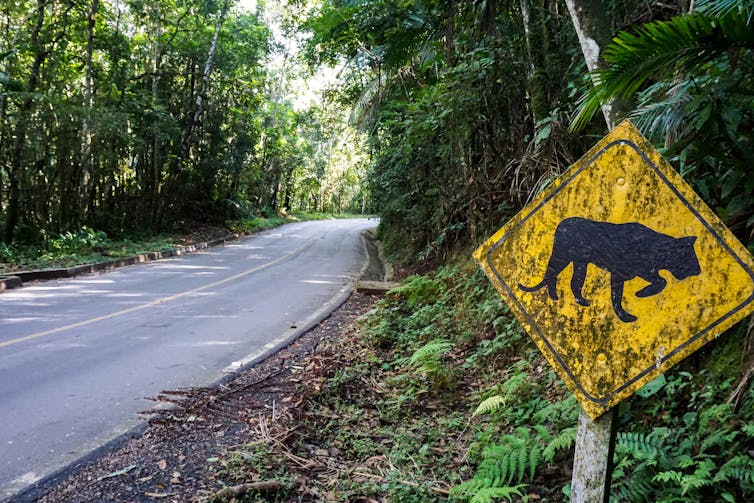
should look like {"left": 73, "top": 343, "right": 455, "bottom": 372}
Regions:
{"left": 474, "top": 120, "right": 754, "bottom": 419}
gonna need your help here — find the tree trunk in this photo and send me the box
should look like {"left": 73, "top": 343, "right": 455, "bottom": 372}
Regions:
{"left": 80, "top": 0, "right": 100, "bottom": 224}
{"left": 444, "top": 0, "right": 456, "bottom": 66}
{"left": 5, "top": 0, "right": 46, "bottom": 243}
{"left": 150, "top": 7, "right": 163, "bottom": 228}
{"left": 520, "top": 0, "right": 548, "bottom": 124}
{"left": 565, "top": 0, "right": 630, "bottom": 129}
{"left": 176, "top": 0, "right": 230, "bottom": 171}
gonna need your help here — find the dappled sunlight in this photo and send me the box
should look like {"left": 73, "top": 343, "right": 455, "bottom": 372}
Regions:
{"left": 174, "top": 340, "right": 241, "bottom": 347}
{"left": 225, "top": 244, "right": 265, "bottom": 250}
{"left": 34, "top": 342, "right": 89, "bottom": 350}
{"left": 2, "top": 316, "right": 58, "bottom": 324}
{"left": 69, "top": 279, "right": 116, "bottom": 285}
{"left": 147, "top": 264, "right": 229, "bottom": 270}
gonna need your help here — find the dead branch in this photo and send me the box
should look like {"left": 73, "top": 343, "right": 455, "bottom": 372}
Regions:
{"left": 209, "top": 481, "right": 285, "bottom": 501}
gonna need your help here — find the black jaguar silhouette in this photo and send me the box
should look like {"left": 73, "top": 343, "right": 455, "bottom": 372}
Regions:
{"left": 518, "top": 217, "right": 701, "bottom": 322}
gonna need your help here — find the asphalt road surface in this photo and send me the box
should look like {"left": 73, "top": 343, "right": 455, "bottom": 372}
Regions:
{"left": 0, "top": 218, "right": 376, "bottom": 498}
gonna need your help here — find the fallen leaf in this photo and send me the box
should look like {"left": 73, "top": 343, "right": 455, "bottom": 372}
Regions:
{"left": 97, "top": 464, "right": 137, "bottom": 481}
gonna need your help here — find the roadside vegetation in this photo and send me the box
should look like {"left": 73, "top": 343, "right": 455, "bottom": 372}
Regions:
{"left": 208, "top": 263, "right": 754, "bottom": 501}
{"left": 207, "top": 0, "right": 754, "bottom": 500}
{"left": 0, "top": 212, "right": 362, "bottom": 274}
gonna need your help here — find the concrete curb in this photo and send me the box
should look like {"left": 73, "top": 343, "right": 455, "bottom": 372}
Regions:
{"left": 0, "top": 235, "right": 239, "bottom": 291}
{"left": 0, "top": 276, "right": 22, "bottom": 291}
{"left": 4, "top": 227, "right": 385, "bottom": 503}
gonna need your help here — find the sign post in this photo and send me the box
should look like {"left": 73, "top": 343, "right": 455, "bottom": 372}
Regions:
{"left": 474, "top": 120, "right": 754, "bottom": 500}
{"left": 571, "top": 408, "right": 617, "bottom": 502}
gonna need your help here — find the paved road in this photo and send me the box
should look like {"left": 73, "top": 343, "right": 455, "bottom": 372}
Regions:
{"left": 0, "top": 218, "right": 375, "bottom": 498}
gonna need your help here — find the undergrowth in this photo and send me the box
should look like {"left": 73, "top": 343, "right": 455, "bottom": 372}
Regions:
{"left": 0, "top": 212, "right": 357, "bottom": 273}
{"left": 209, "top": 260, "right": 754, "bottom": 502}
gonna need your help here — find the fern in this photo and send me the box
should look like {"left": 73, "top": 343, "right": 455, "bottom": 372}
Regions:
{"left": 407, "top": 339, "right": 453, "bottom": 368}
{"left": 543, "top": 426, "right": 577, "bottom": 462}
{"left": 611, "top": 470, "right": 653, "bottom": 503}
{"left": 616, "top": 431, "right": 665, "bottom": 466}
{"left": 714, "top": 454, "right": 754, "bottom": 490}
{"left": 473, "top": 394, "right": 506, "bottom": 417}
{"left": 680, "top": 458, "right": 716, "bottom": 495}
{"left": 468, "top": 485, "right": 525, "bottom": 503}
{"left": 742, "top": 421, "right": 754, "bottom": 438}
{"left": 453, "top": 427, "right": 544, "bottom": 502}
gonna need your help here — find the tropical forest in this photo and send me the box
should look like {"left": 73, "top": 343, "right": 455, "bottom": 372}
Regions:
{"left": 2, "top": 0, "right": 754, "bottom": 501}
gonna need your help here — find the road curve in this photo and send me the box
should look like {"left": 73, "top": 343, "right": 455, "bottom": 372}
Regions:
{"left": 0, "top": 218, "right": 376, "bottom": 498}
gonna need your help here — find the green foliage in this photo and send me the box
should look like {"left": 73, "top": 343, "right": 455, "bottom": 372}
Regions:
{"left": 362, "top": 262, "right": 511, "bottom": 354}
{"left": 47, "top": 227, "right": 111, "bottom": 256}
{"left": 453, "top": 428, "right": 539, "bottom": 496}
{"left": 305, "top": 0, "right": 588, "bottom": 263}
{"left": 388, "top": 275, "right": 441, "bottom": 309}
{"left": 0, "top": 242, "right": 19, "bottom": 264}
{"left": 453, "top": 423, "right": 577, "bottom": 502}
{"left": 571, "top": 3, "right": 754, "bottom": 242}
{"left": 611, "top": 365, "right": 754, "bottom": 502}
{"left": 402, "top": 339, "right": 455, "bottom": 390}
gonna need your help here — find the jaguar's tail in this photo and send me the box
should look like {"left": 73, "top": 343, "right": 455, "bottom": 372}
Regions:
{"left": 518, "top": 280, "right": 546, "bottom": 292}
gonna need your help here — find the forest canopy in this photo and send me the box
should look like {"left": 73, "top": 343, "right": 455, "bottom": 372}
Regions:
{"left": 0, "top": 0, "right": 367, "bottom": 246}
{"left": 299, "top": 0, "right": 753, "bottom": 264}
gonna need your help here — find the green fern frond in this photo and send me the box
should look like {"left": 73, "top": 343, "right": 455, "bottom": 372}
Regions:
{"left": 473, "top": 395, "right": 506, "bottom": 417}
{"left": 468, "top": 485, "right": 525, "bottom": 503}
{"left": 741, "top": 421, "right": 754, "bottom": 438}
{"left": 714, "top": 454, "right": 754, "bottom": 486}
{"left": 454, "top": 427, "right": 545, "bottom": 501}
{"left": 680, "top": 459, "right": 716, "bottom": 495}
{"left": 617, "top": 431, "right": 664, "bottom": 463}
{"left": 543, "top": 426, "right": 577, "bottom": 462}
{"left": 653, "top": 470, "right": 683, "bottom": 484}
{"left": 612, "top": 475, "right": 654, "bottom": 503}
{"left": 528, "top": 443, "right": 541, "bottom": 481}
{"left": 407, "top": 339, "right": 453, "bottom": 367}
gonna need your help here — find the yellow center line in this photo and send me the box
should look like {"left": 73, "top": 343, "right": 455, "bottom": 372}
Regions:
{"left": 0, "top": 236, "right": 315, "bottom": 350}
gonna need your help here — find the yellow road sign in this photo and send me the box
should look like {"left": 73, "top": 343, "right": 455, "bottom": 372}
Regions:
{"left": 474, "top": 120, "right": 754, "bottom": 419}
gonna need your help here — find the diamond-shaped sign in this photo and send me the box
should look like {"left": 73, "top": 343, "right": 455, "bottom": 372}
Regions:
{"left": 474, "top": 120, "right": 754, "bottom": 419}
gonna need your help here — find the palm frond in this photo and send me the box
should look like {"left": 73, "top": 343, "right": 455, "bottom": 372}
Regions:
{"left": 697, "top": 0, "right": 754, "bottom": 23}
{"left": 571, "top": 11, "right": 754, "bottom": 131}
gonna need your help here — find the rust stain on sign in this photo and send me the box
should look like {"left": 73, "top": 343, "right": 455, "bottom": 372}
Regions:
{"left": 474, "top": 120, "right": 754, "bottom": 419}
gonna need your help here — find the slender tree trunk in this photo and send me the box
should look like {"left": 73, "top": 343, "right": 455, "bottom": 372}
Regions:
{"left": 565, "top": 0, "right": 630, "bottom": 129}
{"left": 150, "top": 13, "right": 163, "bottom": 227}
{"left": 5, "top": 0, "right": 46, "bottom": 243}
{"left": 177, "top": 0, "right": 230, "bottom": 171}
{"left": 80, "top": 0, "right": 99, "bottom": 224}
{"left": 444, "top": 0, "right": 456, "bottom": 66}
{"left": 521, "top": 0, "right": 548, "bottom": 124}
